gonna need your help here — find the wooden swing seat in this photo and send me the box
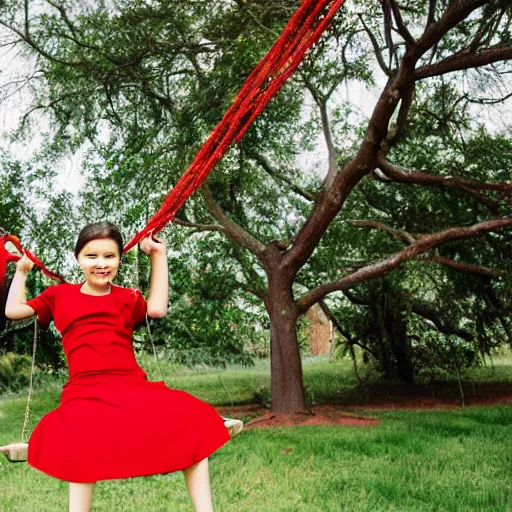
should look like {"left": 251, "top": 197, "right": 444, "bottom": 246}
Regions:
{"left": 0, "top": 442, "right": 28, "bottom": 462}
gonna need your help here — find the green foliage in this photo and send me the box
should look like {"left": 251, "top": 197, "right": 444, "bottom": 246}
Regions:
{"left": 134, "top": 249, "right": 268, "bottom": 367}
{"left": 412, "top": 329, "right": 480, "bottom": 384}
{"left": 0, "top": 352, "right": 38, "bottom": 392}
{"left": 0, "top": 158, "right": 30, "bottom": 236}
{"left": 297, "top": 314, "right": 313, "bottom": 356}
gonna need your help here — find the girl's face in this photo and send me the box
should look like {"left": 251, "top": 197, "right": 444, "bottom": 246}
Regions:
{"left": 77, "top": 238, "right": 121, "bottom": 286}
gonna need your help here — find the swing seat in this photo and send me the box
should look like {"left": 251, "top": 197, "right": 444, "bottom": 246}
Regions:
{"left": 0, "top": 442, "right": 28, "bottom": 462}
{"left": 223, "top": 417, "right": 243, "bottom": 437}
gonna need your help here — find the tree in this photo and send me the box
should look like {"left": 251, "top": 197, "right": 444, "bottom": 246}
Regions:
{"left": 1, "top": 0, "right": 511, "bottom": 413}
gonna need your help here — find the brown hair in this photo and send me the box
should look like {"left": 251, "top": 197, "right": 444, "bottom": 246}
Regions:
{"left": 74, "top": 221, "right": 124, "bottom": 260}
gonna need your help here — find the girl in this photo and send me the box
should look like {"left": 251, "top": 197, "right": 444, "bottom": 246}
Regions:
{"left": 4, "top": 221, "right": 238, "bottom": 512}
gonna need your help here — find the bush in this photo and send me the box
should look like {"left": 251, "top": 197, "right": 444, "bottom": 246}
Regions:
{"left": 0, "top": 352, "right": 40, "bottom": 392}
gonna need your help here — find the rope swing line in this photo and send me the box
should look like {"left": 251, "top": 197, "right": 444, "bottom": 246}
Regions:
{"left": 0, "top": 234, "right": 65, "bottom": 285}
{"left": 19, "top": 318, "right": 39, "bottom": 444}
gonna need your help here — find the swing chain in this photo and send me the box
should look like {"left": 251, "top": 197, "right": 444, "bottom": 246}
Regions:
{"left": 145, "top": 313, "right": 165, "bottom": 382}
{"left": 21, "top": 316, "right": 38, "bottom": 442}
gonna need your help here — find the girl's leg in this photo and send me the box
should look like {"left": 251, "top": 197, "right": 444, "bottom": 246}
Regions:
{"left": 69, "top": 482, "right": 96, "bottom": 512}
{"left": 183, "top": 457, "right": 214, "bottom": 512}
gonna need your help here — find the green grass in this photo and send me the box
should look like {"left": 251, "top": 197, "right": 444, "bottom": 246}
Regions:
{"left": 2, "top": 354, "right": 512, "bottom": 511}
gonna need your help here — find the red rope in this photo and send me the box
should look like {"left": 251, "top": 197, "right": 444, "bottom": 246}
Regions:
{"left": 0, "top": 234, "right": 66, "bottom": 283}
{"left": 123, "top": 0, "right": 345, "bottom": 252}
{"left": 0, "top": 0, "right": 345, "bottom": 286}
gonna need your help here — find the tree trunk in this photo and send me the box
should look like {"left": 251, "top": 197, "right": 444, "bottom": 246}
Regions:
{"left": 266, "top": 269, "right": 309, "bottom": 414}
{"left": 386, "top": 308, "right": 414, "bottom": 384}
{"left": 374, "top": 286, "right": 414, "bottom": 384}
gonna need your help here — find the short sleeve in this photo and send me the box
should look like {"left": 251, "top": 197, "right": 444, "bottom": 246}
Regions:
{"left": 25, "top": 284, "right": 59, "bottom": 330}
{"left": 131, "top": 289, "right": 147, "bottom": 329}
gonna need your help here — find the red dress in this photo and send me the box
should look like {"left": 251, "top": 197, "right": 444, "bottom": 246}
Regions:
{"left": 24, "top": 281, "right": 230, "bottom": 483}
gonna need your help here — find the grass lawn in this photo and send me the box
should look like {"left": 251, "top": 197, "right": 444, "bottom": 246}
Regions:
{"left": 1, "top": 354, "right": 512, "bottom": 511}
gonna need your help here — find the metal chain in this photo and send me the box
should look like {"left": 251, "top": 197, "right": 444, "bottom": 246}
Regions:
{"left": 21, "top": 317, "right": 38, "bottom": 442}
{"left": 145, "top": 313, "right": 165, "bottom": 382}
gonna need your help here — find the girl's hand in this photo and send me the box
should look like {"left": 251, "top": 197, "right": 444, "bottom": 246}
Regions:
{"left": 16, "top": 253, "right": 34, "bottom": 275}
{"left": 139, "top": 234, "right": 166, "bottom": 255}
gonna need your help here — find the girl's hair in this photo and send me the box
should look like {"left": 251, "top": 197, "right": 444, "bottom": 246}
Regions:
{"left": 74, "top": 221, "right": 124, "bottom": 260}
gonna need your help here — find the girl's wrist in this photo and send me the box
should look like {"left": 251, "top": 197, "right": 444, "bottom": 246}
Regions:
{"left": 149, "top": 246, "right": 166, "bottom": 256}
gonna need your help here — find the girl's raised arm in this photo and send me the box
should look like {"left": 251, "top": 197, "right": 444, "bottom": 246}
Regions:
{"left": 5, "top": 255, "right": 37, "bottom": 320}
{"left": 139, "top": 236, "right": 169, "bottom": 318}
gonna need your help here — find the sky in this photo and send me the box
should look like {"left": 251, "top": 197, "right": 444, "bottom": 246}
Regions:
{"left": 0, "top": 59, "right": 86, "bottom": 197}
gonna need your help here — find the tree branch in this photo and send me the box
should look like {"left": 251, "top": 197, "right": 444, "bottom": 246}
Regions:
{"left": 411, "top": 303, "right": 474, "bottom": 341}
{"left": 344, "top": 219, "right": 416, "bottom": 244}
{"left": 284, "top": 0, "right": 490, "bottom": 276}
{"left": 242, "top": 286, "right": 267, "bottom": 300}
{"left": 343, "top": 290, "right": 474, "bottom": 341}
{"left": 380, "top": 0, "right": 396, "bottom": 69}
{"left": 0, "top": 37, "right": 24, "bottom": 49}
{"left": 378, "top": 157, "right": 512, "bottom": 193}
{"left": 357, "top": 14, "right": 392, "bottom": 76}
{"left": 200, "top": 183, "right": 266, "bottom": 260}
{"left": 318, "top": 98, "right": 338, "bottom": 189}
{"left": 45, "top": 0, "right": 78, "bottom": 37}
{"left": 468, "top": 6, "right": 506, "bottom": 53}
{"left": 420, "top": 256, "right": 500, "bottom": 277}
{"left": 19, "top": 86, "right": 105, "bottom": 127}
{"left": 318, "top": 299, "right": 379, "bottom": 358}
{"left": 427, "top": 0, "right": 437, "bottom": 27}
{"left": 296, "top": 217, "right": 512, "bottom": 312}
{"left": 228, "top": 244, "right": 268, "bottom": 300}
{"left": 466, "top": 91, "right": 512, "bottom": 105}
{"left": 53, "top": 28, "right": 135, "bottom": 67}
{"left": 346, "top": 222, "right": 502, "bottom": 277}
{"left": 246, "top": 150, "right": 315, "bottom": 201}
{"left": 415, "top": 43, "right": 512, "bottom": 80}
{"left": 409, "top": 0, "right": 489, "bottom": 61}
{"left": 170, "top": 218, "right": 225, "bottom": 232}
{"left": 0, "top": 19, "right": 82, "bottom": 67}
{"left": 234, "top": 0, "right": 280, "bottom": 38}
{"left": 386, "top": 85, "right": 414, "bottom": 148}
{"left": 377, "top": 157, "right": 510, "bottom": 215}
{"left": 302, "top": 74, "right": 343, "bottom": 189}
{"left": 388, "top": 0, "right": 415, "bottom": 46}
{"left": 0, "top": 69, "right": 44, "bottom": 105}
{"left": 24, "top": 0, "right": 30, "bottom": 39}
